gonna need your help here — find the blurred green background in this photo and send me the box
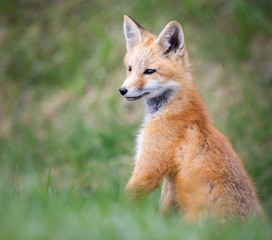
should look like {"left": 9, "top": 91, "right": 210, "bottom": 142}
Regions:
{"left": 0, "top": 0, "right": 272, "bottom": 239}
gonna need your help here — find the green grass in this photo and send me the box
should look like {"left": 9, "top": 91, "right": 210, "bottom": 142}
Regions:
{"left": 0, "top": 0, "right": 272, "bottom": 239}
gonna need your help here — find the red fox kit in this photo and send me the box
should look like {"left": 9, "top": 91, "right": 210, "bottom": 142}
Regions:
{"left": 119, "top": 15, "right": 262, "bottom": 221}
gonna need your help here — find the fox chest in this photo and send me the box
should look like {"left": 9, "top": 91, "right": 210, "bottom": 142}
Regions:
{"left": 135, "top": 127, "right": 144, "bottom": 161}
{"left": 134, "top": 119, "right": 178, "bottom": 162}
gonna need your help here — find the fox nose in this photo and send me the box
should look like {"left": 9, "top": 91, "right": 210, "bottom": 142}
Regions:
{"left": 119, "top": 88, "right": 128, "bottom": 96}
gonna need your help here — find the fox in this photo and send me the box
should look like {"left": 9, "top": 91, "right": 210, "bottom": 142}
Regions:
{"left": 119, "top": 15, "right": 262, "bottom": 222}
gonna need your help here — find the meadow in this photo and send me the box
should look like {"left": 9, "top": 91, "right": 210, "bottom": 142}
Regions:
{"left": 0, "top": 0, "right": 272, "bottom": 239}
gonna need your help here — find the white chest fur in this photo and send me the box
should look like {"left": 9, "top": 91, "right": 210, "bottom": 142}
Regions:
{"left": 135, "top": 123, "right": 145, "bottom": 161}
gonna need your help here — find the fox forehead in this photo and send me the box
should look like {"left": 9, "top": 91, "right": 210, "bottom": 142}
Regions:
{"left": 127, "top": 48, "right": 156, "bottom": 68}
{"left": 125, "top": 45, "right": 167, "bottom": 71}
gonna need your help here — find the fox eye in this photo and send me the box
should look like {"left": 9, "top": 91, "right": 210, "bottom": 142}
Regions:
{"left": 128, "top": 66, "right": 132, "bottom": 72}
{"left": 144, "top": 69, "right": 156, "bottom": 74}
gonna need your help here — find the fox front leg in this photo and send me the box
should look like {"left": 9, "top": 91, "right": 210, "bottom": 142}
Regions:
{"left": 125, "top": 154, "right": 167, "bottom": 198}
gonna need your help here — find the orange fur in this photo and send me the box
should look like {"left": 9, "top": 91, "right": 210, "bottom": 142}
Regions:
{"left": 120, "top": 15, "right": 262, "bottom": 222}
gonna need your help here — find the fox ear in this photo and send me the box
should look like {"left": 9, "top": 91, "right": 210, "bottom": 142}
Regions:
{"left": 123, "top": 15, "right": 143, "bottom": 51}
{"left": 157, "top": 21, "right": 184, "bottom": 56}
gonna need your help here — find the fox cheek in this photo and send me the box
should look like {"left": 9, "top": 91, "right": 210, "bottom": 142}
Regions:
{"left": 136, "top": 76, "right": 147, "bottom": 89}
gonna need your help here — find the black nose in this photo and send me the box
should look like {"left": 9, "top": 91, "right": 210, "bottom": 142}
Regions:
{"left": 119, "top": 88, "right": 128, "bottom": 96}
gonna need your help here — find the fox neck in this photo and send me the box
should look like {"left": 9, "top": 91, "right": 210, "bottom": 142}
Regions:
{"left": 143, "top": 81, "right": 209, "bottom": 124}
{"left": 144, "top": 88, "right": 175, "bottom": 115}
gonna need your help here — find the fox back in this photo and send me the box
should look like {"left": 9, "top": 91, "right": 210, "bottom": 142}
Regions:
{"left": 120, "top": 15, "right": 262, "bottom": 222}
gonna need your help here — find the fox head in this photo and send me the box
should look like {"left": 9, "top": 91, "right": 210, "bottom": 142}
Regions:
{"left": 120, "top": 15, "right": 190, "bottom": 101}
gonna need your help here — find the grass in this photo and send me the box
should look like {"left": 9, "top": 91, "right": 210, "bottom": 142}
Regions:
{"left": 0, "top": 0, "right": 272, "bottom": 239}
